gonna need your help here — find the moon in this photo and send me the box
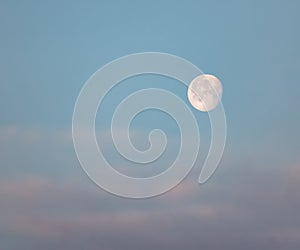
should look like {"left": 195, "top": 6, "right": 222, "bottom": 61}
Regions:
{"left": 187, "top": 74, "right": 223, "bottom": 112}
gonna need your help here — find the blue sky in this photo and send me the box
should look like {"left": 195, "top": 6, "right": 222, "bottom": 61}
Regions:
{"left": 0, "top": 0, "right": 300, "bottom": 249}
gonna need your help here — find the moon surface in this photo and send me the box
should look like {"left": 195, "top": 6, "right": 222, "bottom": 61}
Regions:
{"left": 187, "top": 74, "right": 223, "bottom": 112}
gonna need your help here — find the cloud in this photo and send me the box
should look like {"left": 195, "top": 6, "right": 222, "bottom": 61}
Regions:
{"left": 1, "top": 125, "right": 300, "bottom": 250}
{"left": 1, "top": 160, "right": 300, "bottom": 250}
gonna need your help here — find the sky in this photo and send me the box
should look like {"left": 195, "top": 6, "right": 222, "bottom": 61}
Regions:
{"left": 0, "top": 0, "right": 300, "bottom": 249}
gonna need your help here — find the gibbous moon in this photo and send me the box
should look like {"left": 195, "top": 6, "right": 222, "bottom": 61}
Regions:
{"left": 188, "top": 74, "right": 223, "bottom": 112}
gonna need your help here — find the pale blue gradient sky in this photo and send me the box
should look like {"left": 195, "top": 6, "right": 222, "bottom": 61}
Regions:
{"left": 0, "top": 1, "right": 300, "bottom": 249}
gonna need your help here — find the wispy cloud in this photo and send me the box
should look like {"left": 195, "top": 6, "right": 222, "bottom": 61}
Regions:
{"left": 1, "top": 125, "right": 300, "bottom": 250}
{"left": 1, "top": 160, "right": 300, "bottom": 250}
